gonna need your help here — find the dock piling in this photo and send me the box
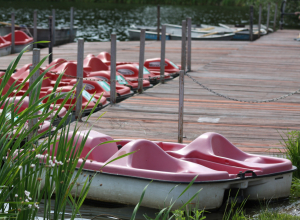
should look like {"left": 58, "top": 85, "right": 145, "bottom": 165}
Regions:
{"left": 273, "top": 3, "right": 278, "bottom": 31}
{"left": 187, "top": 17, "right": 192, "bottom": 72}
{"left": 178, "top": 70, "right": 184, "bottom": 143}
{"left": 11, "top": 13, "right": 15, "bottom": 54}
{"left": 258, "top": 5, "right": 262, "bottom": 38}
{"left": 181, "top": 20, "right": 186, "bottom": 72}
{"left": 75, "top": 38, "right": 84, "bottom": 121}
{"left": 266, "top": 3, "right": 270, "bottom": 33}
{"left": 28, "top": 48, "right": 40, "bottom": 141}
{"left": 52, "top": 9, "right": 56, "bottom": 46}
{"left": 160, "top": 25, "right": 166, "bottom": 84}
{"left": 249, "top": 6, "right": 253, "bottom": 41}
{"left": 48, "top": 16, "right": 53, "bottom": 64}
{"left": 110, "top": 33, "right": 117, "bottom": 105}
{"left": 33, "top": 10, "right": 37, "bottom": 48}
{"left": 138, "top": 29, "right": 145, "bottom": 94}
{"left": 157, "top": 5, "right": 160, "bottom": 41}
{"left": 70, "top": 7, "right": 74, "bottom": 42}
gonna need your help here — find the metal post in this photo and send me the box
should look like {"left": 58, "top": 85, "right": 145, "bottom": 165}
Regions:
{"left": 258, "top": 5, "right": 262, "bottom": 38}
{"left": 28, "top": 48, "right": 40, "bottom": 141}
{"left": 48, "top": 16, "right": 53, "bottom": 64}
{"left": 178, "top": 70, "right": 184, "bottom": 143}
{"left": 157, "top": 5, "right": 160, "bottom": 41}
{"left": 273, "top": 3, "right": 278, "bottom": 31}
{"left": 33, "top": 10, "right": 37, "bottom": 48}
{"left": 110, "top": 34, "right": 117, "bottom": 105}
{"left": 187, "top": 17, "right": 192, "bottom": 72}
{"left": 138, "top": 29, "right": 145, "bottom": 94}
{"left": 160, "top": 25, "right": 166, "bottom": 84}
{"left": 266, "top": 3, "right": 270, "bottom": 33}
{"left": 52, "top": 9, "right": 56, "bottom": 46}
{"left": 249, "top": 6, "right": 253, "bottom": 41}
{"left": 75, "top": 39, "right": 84, "bottom": 121}
{"left": 70, "top": 7, "right": 74, "bottom": 42}
{"left": 11, "top": 13, "right": 15, "bottom": 54}
{"left": 181, "top": 20, "right": 186, "bottom": 72}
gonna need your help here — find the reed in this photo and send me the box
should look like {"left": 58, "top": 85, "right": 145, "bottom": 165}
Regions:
{"left": 0, "top": 43, "right": 129, "bottom": 219}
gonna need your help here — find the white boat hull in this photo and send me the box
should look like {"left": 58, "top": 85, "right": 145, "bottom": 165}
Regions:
{"left": 14, "top": 43, "right": 33, "bottom": 53}
{"left": 0, "top": 45, "right": 11, "bottom": 56}
{"left": 69, "top": 168, "right": 294, "bottom": 210}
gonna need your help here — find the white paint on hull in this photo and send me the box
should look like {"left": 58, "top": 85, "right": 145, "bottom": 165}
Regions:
{"left": 0, "top": 45, "right": 11, "bottom": 56}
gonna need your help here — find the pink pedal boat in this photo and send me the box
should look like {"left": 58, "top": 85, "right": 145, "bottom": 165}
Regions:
{"left": 144, "top": 58, "right": 181, "bottom": 75}
{"left": 49, "top": 130, "right": 295, "bottom": 210}
{"left": 0, "top": 36, "right": 11, "bottom": 56}
{"left": 3, "top": 30, "right": 33, "bottom": 53}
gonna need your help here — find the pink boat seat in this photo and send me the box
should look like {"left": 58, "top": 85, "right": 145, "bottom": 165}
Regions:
{"left": 167, "top": 132, "right": 292, "bottom": 176}
{"left": 0, "top": 36, "right": 11, "bottom": 49}
{"left": 3, "top": 30, "right": 33, "bottom": 45}
{"left": 97, "top": 52, "right": 111, "bottom": 65}
{"left": 106, "top": 139, "right": 230, "bottom": 180}
{"left": 84, "top": 54, "right": 109, "bottom": 72}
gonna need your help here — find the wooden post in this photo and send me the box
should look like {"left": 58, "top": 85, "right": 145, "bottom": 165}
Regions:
{"left": 48, "top": 16, "right": 53, "bottom": 64}
{"left": 178, "top": 70, "right": 184, "bottom": 143}
{"left": 33, "top": 10, "right": 37, "bottom": 48}
{"left": 28, "top": 48, "right": 40, "bottom": 141}
{"left": 187, "top": 17, "right": 192, "bottom": 72}
{"left": 75, "top": 38, "right": 84, "bottom": 121}
{"left": 258, "top": 5, "right": 262, "bottom": 38}
{"left": 70, "top": 7, "right": 74, "bottom": 42}
{"left": 157, "top": 5, "right": 160, "bottom": 41}
{"left": 181, "top": 20, "right": 186, "bottom": 72}
{"left": 52, "top": 9, "right": 56, "bottom": 46}
{"left": 249, "top": 6, "right": 253, "bottom": 41}
{"left": 160, "top": 25, "right": 166, "bottom": 84}
{"left": 138, "top": 29, "right": 145, "bottom": 94}
{"left": 110, "top": 33, "right": 117, "bottom": 105}
{"left": 266, "top": 3, "right": 270, "bottom": 33}
{"left": 11, "top": 13, "right": 15, "bottom": 54}
{"left": 273, "top": 3, "right": 278, "bottom": 31}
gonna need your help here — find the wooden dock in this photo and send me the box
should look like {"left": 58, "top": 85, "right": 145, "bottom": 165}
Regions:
{"left": 1, "top": 29, "right": 300, "bottom": 154}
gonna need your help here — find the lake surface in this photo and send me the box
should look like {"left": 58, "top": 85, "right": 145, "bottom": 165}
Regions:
{"left": 0, "top": 1, "right": 299, "bottom": 42}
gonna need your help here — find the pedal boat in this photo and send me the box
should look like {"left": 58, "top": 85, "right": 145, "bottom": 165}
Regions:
{"left": 48, "top": 130, "right": 295, "bottom": 211}
{"left": 3, "top": 30, "right": 33, "bottom": 53}
{"left": 68, "top": 77, "right": 133, "bottom": 102}
{"left": 144, "top": 58, "right": 181, "bottom": 75}
{"left": 116, "top": 64, "right": 171, "bottom": 85}
{"left": 0, "top": 36, "right": 11, "bottom": 56}
{"left": 42, "top": 86, "right": 108, "bottom": 117}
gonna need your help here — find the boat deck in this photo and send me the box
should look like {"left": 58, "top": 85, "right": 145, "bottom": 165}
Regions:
{"left": 1, "top": 29, "right": 300, "bottom": 154}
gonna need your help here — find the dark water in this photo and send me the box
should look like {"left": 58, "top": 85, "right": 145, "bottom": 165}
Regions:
{"left": 0, "top": 1, "right": 299, "bottom": 42}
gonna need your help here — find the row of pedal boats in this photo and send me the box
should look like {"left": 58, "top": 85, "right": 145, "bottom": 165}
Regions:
{"left": 0, "top": 52, "right": 181, "bottom": 135}
{"left": 129, "top": 23, "right": 273, "bottom": 41}
{"left": 42, "top": 130, "right": 294, "bottom": 210}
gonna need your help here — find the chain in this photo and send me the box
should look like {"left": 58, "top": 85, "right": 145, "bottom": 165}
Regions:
{"left": 185, "top": 72, "right": 300, "bottom": 103}
{"left": 46, "top": 70, "right": 179, "bottom": 82}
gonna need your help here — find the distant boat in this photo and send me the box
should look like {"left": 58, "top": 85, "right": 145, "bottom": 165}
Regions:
{"left": 0, "top": 25, "right": 77, "bottom": 47}
{"left": 128, "top": 24, "right": 234, "bottom": 41}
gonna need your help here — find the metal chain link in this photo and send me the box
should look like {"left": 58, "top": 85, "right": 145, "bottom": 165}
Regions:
{"left": 185, "top": 72, "right": 300, "bottom": 103}
{"left": 46, "top": 70, "right": 179, "bottom": 82}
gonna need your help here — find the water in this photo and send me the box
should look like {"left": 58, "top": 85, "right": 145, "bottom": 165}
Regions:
{"left": 0, "top": 1, "right": 299, "bottom": 42}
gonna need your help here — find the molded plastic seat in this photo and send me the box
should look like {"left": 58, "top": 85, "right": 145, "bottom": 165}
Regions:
{"left": 3, "top": 30, "right": 33, "bottom": 45}
{"left": 84, "top": 54, "right": 109, "bottom": 72}
{"left": 0, "top": 36, "right": 11, "bottom": 49}
{"left": 106, "top": 139, "right": 230, "bottom": 180}
{"left": 167, "top": 132, "right": 292, "bottom": 175}
{"left": 97, "top": 52, "right": 111, "bottom": 65}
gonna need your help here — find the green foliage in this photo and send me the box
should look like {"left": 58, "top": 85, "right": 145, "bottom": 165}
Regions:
{"left": 0, "top": 43, "right": 109, "bottom": 219}
{"left": 280, "top": 131, "right": 300, "bottom": 179}
{"left": 255, "top": 211, "right": 300, "bottom": 219}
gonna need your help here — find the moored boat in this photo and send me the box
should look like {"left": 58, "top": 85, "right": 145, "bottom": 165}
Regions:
{"left": 0, "top": 36, "right": 11, "bottom": 56}
{"left": 3, "top": 30, "right": 33, "bottom": 53}
{"left": 47, "top": 130, "right": 295, "bottom": 210}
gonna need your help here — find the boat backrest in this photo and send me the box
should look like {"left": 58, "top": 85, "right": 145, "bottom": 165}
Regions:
{"left": 45, "top": 58, "right": 68, "bottom": 70}
{"left": 50, "top": 130, "right": 118, "bottom": 163}
{"left": 97, "top": 52, "right": 111, "bottom": 65}
{"left": 84, "top": 55, "right": 109, "bottom": 71}
{"left": 3, "top": 30, "right": 33, "bottom": 43}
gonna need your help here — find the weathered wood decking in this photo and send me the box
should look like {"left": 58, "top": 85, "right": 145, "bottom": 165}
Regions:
{"left": 1, "top": 29, "right": 299, "bottom": 154}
